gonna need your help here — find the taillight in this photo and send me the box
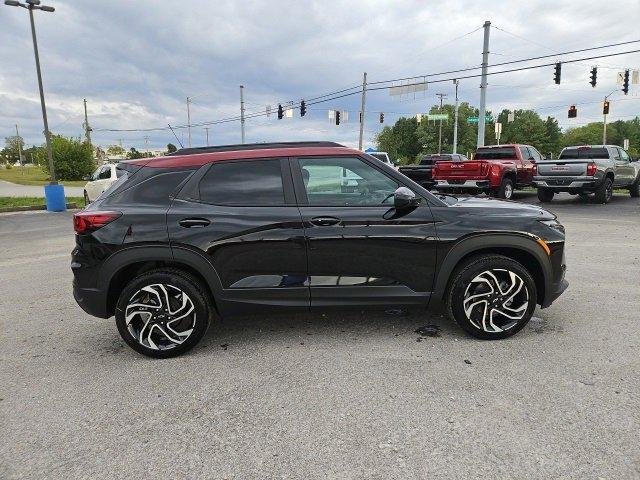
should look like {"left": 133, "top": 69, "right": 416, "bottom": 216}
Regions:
{"left": 586, "top": 163, "right": 597, "bottom": 176}
{"left": 533, "top": 163, "right": 538, "bottom": 176}
{"left": 481, "top": 163, "right": 489, "bottom": 176}
{"left": 73, "top": 211, "right": 121, "bottom": 234}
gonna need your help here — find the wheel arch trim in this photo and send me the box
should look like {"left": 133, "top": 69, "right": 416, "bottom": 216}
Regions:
{"left": 433, "top": 232, "right": 552, "bottom": 304}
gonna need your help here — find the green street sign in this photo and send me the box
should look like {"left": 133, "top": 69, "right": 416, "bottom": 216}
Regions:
{"left": 467, "top": 116, "right": 493, "bottom": 124}
{"left": 427, "top": 113, "right": 449, "bottom": 121}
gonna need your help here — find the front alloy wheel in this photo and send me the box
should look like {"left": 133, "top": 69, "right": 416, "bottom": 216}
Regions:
{"left": 115, "top": 269, "right": 212, "bottom": 357}
{"left": 463, "top": 269, "right": 529, "bottom": 333}
{"left": 447, "top": 255, "right": 537, "bottom": 339}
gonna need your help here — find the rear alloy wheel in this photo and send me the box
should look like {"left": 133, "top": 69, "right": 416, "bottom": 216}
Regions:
{"left": 446, "top": 255, "right": 537, "bottom": 339}
{"left": 496, "top": 177, "right": 514, "bottom": 199}
{"left": 537, "top": 188, "right": 554, "bottom": 203}
{"left": 115, "top": 269, "right": 212, "bottom": 358}
{"left": 594, "top": 177, "right": 613, "bottom": 204}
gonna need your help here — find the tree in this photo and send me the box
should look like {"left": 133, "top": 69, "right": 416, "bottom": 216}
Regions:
{"left": 41, "top": 135, "right": 95, "bottom": 181}
{"left": 166, "top": 143, "right": 177, "bottom": 153}
{"left": 106, "top": 144, "right": 125, "bottom": 157}
{"left": 2, "top": 135, "right": 25, "bottom": 163}
{"left": 127, "top": 147, "right": 145, "bottom": 159}
{"left": 374, "top": 117, "right": 420, "bottom": 164}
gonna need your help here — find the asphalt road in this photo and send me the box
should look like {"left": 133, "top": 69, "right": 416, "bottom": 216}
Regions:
{"left": 1, "top": 192, "right": 639, "bottom": 479}
{"left": 0, "top": 180, "right": 84, "bottom": 198}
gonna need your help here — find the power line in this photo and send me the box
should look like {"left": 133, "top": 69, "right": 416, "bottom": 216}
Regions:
{"left": 94, "top": 46, "right": 640, "bottom": 133}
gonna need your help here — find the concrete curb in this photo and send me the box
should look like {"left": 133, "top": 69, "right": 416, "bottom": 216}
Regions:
{"left": 0, "top": 202, "right": 79, "bottom": 213}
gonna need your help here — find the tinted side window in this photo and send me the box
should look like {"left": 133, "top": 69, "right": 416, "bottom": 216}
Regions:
{"left": 519, "top": 146, "right": 530, "bottom": 159}
{"left": 103, "top": 170, "right": 191, "bottom": 205}
{"left": 199, "top": 159, "right": 285, "bottom": 206}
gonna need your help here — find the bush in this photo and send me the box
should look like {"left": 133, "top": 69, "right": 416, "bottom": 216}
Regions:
{"left": 5, "top": 162, "right": 12, "bottom": 170}
{"left": 41, "top": 135, "right": 94, "bottom": 181}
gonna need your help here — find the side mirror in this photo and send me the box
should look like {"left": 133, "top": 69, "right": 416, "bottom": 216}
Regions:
{"left": 82, "top": 175, "right": 90, "bottom": 181}
{"left": 394, "top": 186, "right": 421, "bottom": 211}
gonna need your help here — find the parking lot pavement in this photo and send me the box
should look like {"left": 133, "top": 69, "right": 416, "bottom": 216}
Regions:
{"left": 1, "top": 194, "right": 639, "bottom": 479}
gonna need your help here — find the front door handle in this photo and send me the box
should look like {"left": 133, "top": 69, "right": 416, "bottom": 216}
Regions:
{"left": 179, "top": 218, "right": 211, "bottom": 228}
{"left": 310, "top": 216, "right": 341, "bottom": 227}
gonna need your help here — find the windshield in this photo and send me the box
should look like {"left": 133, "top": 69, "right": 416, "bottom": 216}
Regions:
{"left": 560, "top": 147, "right": 608, "bottom": 159}
{"left": 474, "top": 147, "right": 517, "bottom": 160}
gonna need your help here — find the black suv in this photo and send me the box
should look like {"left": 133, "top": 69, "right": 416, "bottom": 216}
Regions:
{"left": 72, "top": 142, "right": 568, "bottom": 357}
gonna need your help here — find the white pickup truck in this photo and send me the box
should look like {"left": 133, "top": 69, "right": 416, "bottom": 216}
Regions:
{"left": 533, "top": 145, "right": 640, "bottom": 204}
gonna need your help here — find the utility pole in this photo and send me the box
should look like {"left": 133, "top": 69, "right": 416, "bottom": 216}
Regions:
{"left": 477, "top": 20, "right": 491, "bottom": 148}
{"left": 602, "top": 90, "right": 615, "bottom": 144}
{"left": 143, "top": 135, "right": 150, "bottom": 154}
{"left": 240, "top": 85, "right": 246, "bottom": 144}
{"left": 186, "top": 96, "right": 192, "bottom": 147}
{"left": 452, "top": 80, "right": 459, "bottom": 154}
{"left": 435, "top": 93, "right": 447, "bottom": 154}
{"left": 204, "top": 127, "right": 210, "bottom": 146}
{"left": 358, "top": 72, "right": 367, "bottom": 150}
{"left": 83, "top": 98, "right": 92, "bottom": 146}
{"left": 15, "top": 124, "right": 24, "bottom": 165}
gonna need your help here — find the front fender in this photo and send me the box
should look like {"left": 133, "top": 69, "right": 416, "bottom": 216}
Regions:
{"left": 432, "top": 232, "right": 552, "bottom": 305}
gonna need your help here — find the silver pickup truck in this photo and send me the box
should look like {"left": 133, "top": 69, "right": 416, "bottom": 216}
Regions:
{"left": 533, "top": 145, "right": 640, "bottom": 204}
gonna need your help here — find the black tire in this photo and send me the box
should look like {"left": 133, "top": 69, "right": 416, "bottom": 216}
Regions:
{"left": 537, "top": 188, "right": 554, "bottom": 203}
{"left": 446, "top": 255, "right": 537, "bottom": 340}
{"left": 495, "top": 177, "right": 514, "bottom": 199}
{"left": 594, "top": 177, "right": 613, "bottom": 204}
{"left": 83, "top": 191, "right": 90, "bottom": 206}
{"left": 115, "top": 268, "right": 213, "bottom": 358}
{"left": 630, "top": 175, "right": 640, "bottom": 198}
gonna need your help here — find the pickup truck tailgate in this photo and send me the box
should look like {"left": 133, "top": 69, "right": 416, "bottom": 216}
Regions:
{"left": 537, "top": 161, "right": 588, "bottom": 176}
{"left": 435, "top": 161, "right": 484, "bottom": 178}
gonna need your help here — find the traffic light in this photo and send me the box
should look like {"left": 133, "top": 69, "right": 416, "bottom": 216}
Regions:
{"left": 300, "top": 100, "right": 306, "bottom": 117}
{"left": 379, "top": 112, "right": 384, "bottom": 123}
{"left": 622, "top": 69, "right": 630, "bottom": 95}
{"left": 568, "top": 105, "right": 577, "bottom": 118}
{"left": 277, "top": 104, "right": 283, "bottom": 120}
{"left": 554, "top": 63, "right": 562, "bottom": 84}
{"left": 335, "top": 110, "right": 341, "bottom": 125}
{"left": 589, "top": 67, "right": 597, "bottom": 88}
{"left": 603, "top": 100, "right": 610, "bottom": 115}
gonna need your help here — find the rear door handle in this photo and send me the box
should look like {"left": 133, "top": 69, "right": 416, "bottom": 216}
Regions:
{"left": 179, "top": 218, "right": 211, "bottom": 228}
{"left": 310, "top": 216, "right": 341, "bottom": 226}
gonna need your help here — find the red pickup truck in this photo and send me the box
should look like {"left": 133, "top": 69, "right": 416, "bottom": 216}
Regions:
{"left": 432, "top": 144, "right": 541, "bottom": 199}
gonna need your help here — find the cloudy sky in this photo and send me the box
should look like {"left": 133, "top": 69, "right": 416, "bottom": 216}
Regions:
{"left": 1, "top": 0, "right": 638, "bottom": 152}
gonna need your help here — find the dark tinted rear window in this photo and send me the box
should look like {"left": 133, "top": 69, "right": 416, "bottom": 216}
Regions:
{"left": 421, "top": 155, "right": 453, "bottom": 164}
{"left": 475, "top": 147, "right": 517, "bottom": 160}
{"left": 559, "top": 147, "right": 608, "bottom": 159}
{"left": 109, "top": 170, "right": 192, "bottom": 206}
{"left": 199, "top": 159, "right": 285, "bottom": 205}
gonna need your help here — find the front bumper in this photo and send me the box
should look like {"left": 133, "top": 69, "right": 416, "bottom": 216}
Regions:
{"left": 533, "top": 175, "right": 601, "bottom": 190}
{"left": 435, "top": 179, "right": 490, "bottom": 189}
{"left": 541, "top": 278, "right": 569, "bottom": 308}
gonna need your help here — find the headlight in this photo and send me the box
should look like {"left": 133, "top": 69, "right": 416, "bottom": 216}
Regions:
{"left": 538, "top": 219, "right": 565, "bottom": 235}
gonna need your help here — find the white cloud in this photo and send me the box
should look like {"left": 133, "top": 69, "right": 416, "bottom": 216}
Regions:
{"left": 1, "top": 0, "right": 638, "bottom": 150}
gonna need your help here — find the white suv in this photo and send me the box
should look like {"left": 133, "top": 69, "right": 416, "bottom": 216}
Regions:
{"left": 83, "top": 163, "right": 118, "bottom": 204}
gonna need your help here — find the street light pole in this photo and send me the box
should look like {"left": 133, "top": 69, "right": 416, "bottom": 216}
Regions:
{"left": 435, "top": 93, "right": 447, "bottom": 154}
{"left": 452, "top": 80, "right": 459, "bottom": 154}
{"left": 5, "top": 0, "right": 57, "bottom": 181}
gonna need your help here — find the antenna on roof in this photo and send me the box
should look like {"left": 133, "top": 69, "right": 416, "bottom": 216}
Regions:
{"left": 167, "top": 124, "right": 184, "bottom": 148}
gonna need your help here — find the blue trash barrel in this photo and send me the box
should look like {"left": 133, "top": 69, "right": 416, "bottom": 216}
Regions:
{"left": 44, "top": 184, "right": 66, "bottom": 212}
